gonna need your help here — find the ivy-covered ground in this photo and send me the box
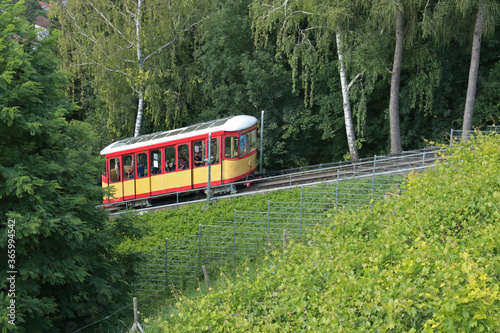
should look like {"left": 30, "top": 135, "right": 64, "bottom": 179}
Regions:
{"left": 144, "top": 134, "right": 500, "bottom": 332}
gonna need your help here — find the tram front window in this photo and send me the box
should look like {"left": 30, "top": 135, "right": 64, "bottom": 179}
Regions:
{"left": 239, "top": 129, "right": 257, "bottom": 157}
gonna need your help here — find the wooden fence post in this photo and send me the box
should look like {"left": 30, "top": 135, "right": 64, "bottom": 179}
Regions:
{"left": 130, "top": 297, "right": 145, "bottom": 332}
{"left": 202, "top": 265, "right": 211, "bottom": 291}
{"left": 283, "top": 229, "right": 287, "bottom": 258}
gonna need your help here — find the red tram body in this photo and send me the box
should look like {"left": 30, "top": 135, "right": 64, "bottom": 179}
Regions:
{"left": 101, "top": 115, "right": 258, "bottom": 204}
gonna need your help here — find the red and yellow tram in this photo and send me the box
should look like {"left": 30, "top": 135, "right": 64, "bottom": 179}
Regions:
{"left": 101, "top": 115, "right": 258, "bottom": 204}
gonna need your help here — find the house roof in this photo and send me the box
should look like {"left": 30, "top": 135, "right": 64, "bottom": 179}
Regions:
{"left": 34, "top": 16, "right": 51, "bottom": 29}
{"left": 38, "top": 1, "right": 50, "bottom": 10}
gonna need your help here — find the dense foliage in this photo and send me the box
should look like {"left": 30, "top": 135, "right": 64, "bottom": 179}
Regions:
{"left": 117, "top": 188, "right": 301, "bottom": 254}
{"left": 0, "top": 3, "right": 142, "bottom": 331}
{"left": 147, "top": 134, "right": 500, "bottom": 332}
{"left": 54, "top": 0, "right": 500, "bottom": 170}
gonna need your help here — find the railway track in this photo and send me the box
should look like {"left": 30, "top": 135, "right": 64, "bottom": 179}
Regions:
{"left": 108, "top": 147, "right": 445, "bottom": 215}
{"left": 245, "top": 148, "right": 441, "bottom": 191}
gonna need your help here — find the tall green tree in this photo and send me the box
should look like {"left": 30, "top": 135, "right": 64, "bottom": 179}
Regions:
{"left": 0, "top": 2, "right": 141, "bottom": 331}
{"left": 365, "top": 0, "right": 430, "bottom": 154}
{"left": 421, "top": 0, "right": 499, "bottom": 139}
{"left": 250, "top": 0, "right": 366, "bottom": 160}
{"left": 53, "top": 0, "right": 212, "bottom": 137}
{"left": 193, "top": 0, "right": 309, "bottom": 169}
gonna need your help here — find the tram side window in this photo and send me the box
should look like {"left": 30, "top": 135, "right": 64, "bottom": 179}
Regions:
{"left": 240, "top": 129, "right": 257, "bottom": 157}
{"left": 137, "top": 153, "right": 148, "bottom": 178}
{"left": 151, "top": 150, "right": 162, "bottom": 175}
{"left": 193, "top": 140, "right": 205, "bottom": 167}
{"left": 225, "top": 136, "right": 238, "bottom": 159}
{"left": 123, "top": 155, "right": 134, "bottom": 179}
{"left": 210, "top": 138, "right": 219, "bottom": 164}
{"left": 165, "top": 147, "right": 176, "bottom": 172}
{"left": 109, "top": 157, "right": 121, "bottom": 182}
{"left": 178, "top": 144, "right": 190, "bottom": 170}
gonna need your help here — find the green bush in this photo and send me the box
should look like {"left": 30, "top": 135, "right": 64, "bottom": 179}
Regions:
{"left": 117, "top": 188, "right": 302, "bottom": 254}
{"left": 146, "top": 134, "right": 500, "bottom": 332}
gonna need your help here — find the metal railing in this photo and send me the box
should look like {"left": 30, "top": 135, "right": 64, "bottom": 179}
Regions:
{"left": 118, "top": 147, "right": 442, "bottom": 216}
{"left": 450, "top": 128, "right": 500, "bottom": 145}
{"left": 132, "top": 148, "right": 445, "bottom": 296}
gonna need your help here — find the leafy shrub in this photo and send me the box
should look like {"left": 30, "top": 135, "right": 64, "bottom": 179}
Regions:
{"left": 147, "top": 134, "right": 500, "bottom": 332}
{"left": 117, "top": 188, "right": 302, "bottom": 254}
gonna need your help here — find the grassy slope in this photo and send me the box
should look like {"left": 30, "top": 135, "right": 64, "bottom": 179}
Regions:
{"left": 116, "top": 188, "right": 302, "bottom": 254}
{"left": 145, "top": 134, "right": 500, "bottom": 332}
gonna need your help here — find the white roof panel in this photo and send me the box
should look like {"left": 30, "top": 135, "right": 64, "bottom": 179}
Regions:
{"left": 100, "top": 115, "right": 257, "bottom": 156}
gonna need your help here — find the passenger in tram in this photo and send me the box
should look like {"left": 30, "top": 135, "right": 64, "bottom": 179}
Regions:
{"left": 178, "top": 156, "right": 188, "bottom": 170}
{"left": 194, "top": 152, "right": 203, "bottom": 167}
{"left": 166, "top": 159, "right": 176, "bottom": 172}
{"left": 240, "top": 133, "right": 248, "bottom": 154}
{"left": 138, "top": 162, "right": 145, "bottom": 177}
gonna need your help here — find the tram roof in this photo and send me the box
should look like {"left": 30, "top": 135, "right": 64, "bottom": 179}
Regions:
{"left": 100, "top": 115, "right": 257, "bottom": 156}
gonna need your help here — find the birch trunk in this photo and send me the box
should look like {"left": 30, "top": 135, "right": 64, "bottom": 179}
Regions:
{"left": 336, "top": 30, "right": 360, "bottom": 160}
{"left": 462, "top": 4, "right": 486, "bottom": 141}
{"left": 389, "top": 8, "right": 404, "bottom": 154}
{"left": 134, "top": 90, "right": 145, "bottom": 137}
{"left": 133, "top": 0, "right": 144, "bottom": 137}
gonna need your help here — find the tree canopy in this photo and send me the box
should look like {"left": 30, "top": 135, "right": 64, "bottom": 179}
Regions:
{"left": 55, "top": 0, "right": 500, "bottom": 166}
{"left": 0, "top": 2, "right": 142, "bottom": 331}
{"left": 53, "top": 0, "right": 212, "bottom": 137}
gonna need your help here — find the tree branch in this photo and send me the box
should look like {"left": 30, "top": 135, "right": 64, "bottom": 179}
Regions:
{"left": 142, "top": 19, "right": 202, "bottom": 63}
{"left": 86, "top": 0, "right": 132, "bottom": 45}
{"left": 347, "top": 72, "right": 363, "bottom": 92}
{"left": 56, "top": 0, "right": 97, "bottom": 44}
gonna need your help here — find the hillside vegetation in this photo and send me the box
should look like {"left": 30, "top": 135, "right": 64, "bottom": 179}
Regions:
{"left": 117, "top": 189, "right": 301, "bottom": 254}
{"left": 146, "top": 134, "right": 500, "bottom": 332}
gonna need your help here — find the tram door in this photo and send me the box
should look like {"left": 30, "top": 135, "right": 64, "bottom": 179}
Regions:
{"left": 176, "top": 143, "right": 192, "bottom": 190}
{"left": 209, "top": 136, "right": 222, "bottom": 186}
{"left": 135, "top": 151, "right": 151, "bottom": 198}
{"left": 108, "top": 157, "right": 123, "bottom": 202}
{"left": 192, "top": 137, "right": 222, "bottom": 188}
{"left": 122, "top": 154, "right": 135, "bottom": 200}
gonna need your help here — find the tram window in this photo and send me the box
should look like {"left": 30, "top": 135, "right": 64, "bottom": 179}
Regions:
{"left": 165, "top": 147, "right": 176, "bottom": 172}
{"left": 178, "top": 144, "right": 190, "bottom": 170}
{"left": 123, "top": 155, "right": 134, "bottom": 180}
{"left": 109, "top": 157, "right": 121, "bottom": 182}
{"left": 193, "top": 140, "right": 205, "bottom": 167}
{"left": 151, "top": 150, "right": 162, "bottom": 175}
{"left": 240, "top": 129, "right": 257, "bottom": 157}
{"left": 210, "top": 138, "right": 219, "bottom": 164}
{"left": 136, "top": 153, "right": 148, "bottom": 178}
{"left": 225, "top": 136, "right": 238, "bottom": 158}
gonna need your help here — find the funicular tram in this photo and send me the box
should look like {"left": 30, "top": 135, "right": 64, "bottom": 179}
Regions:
{"left": 101, "top": 115, "right": 258, "bottom": 205}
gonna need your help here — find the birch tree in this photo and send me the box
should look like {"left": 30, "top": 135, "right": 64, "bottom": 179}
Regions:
{"left": 53, "top": 0, "right": 211, "bottom": 137}
{"left": 250, "top": 0, "right": 366, "bottom": 160}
